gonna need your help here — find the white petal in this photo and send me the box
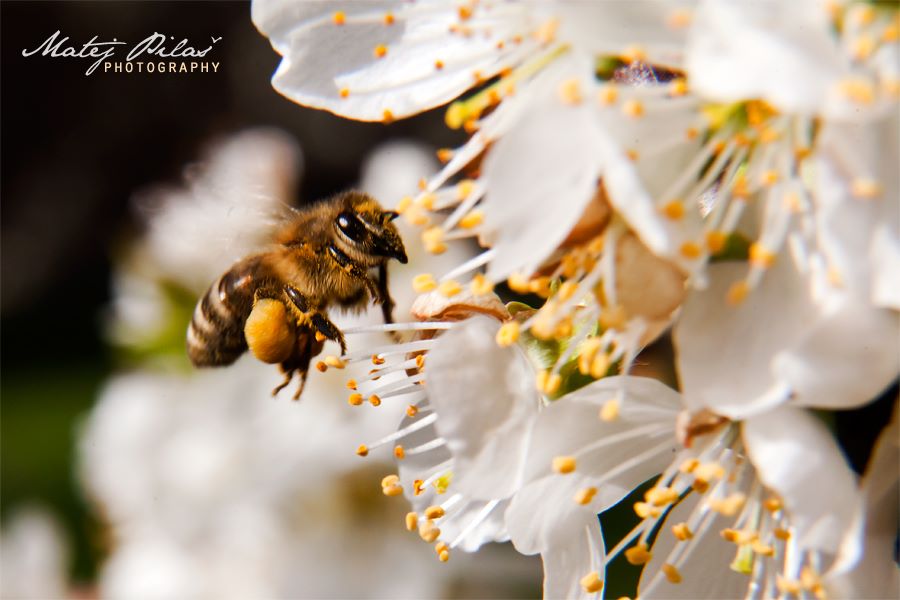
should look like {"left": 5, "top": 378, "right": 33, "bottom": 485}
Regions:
{"left": 674, "top": 260, "right": 817, "bottom": 418}
{"left": 427, "top": 317, "right": 540, "bottom": 499}
{"left": 773, "top": 296, "right": 900, "bottom": 410}
{"left": 639, "top": 494, "right": 749, "bottom": 600}
{"left": 826, "top": 402, "right": 899, "bottom": 598}
{"left": 743, "top": 406, "right": 862, "bottom": 556}
{"left": 871, "top": 226, "right": 900, "bottom": 310}
{"left": 256, "top": 1, "right": 536, "bottom": 121}
{"left": 686, "top": 0, "right": 843, "bottom": 115}
{"left": 482, "top": 55, "right": 601, "bottom": 280}
{"left": 505, "top": 477, "right": 606, "bottom": 600}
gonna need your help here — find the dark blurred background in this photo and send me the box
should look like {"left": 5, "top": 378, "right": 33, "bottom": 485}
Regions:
{"left": 1, "top": 1, "right": 461, "bottom": 584}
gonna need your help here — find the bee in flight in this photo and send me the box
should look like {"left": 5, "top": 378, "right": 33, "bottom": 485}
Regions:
{"left": 187, "top": 191, "right": 408, "bottom": 399}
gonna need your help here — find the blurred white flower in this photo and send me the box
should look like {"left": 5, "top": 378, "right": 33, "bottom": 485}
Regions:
{"left": 0, "top": 506, "right": 70, "bottom": 600}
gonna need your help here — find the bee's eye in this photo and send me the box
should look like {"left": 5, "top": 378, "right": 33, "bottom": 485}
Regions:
{"left": 336, "top": 211, "right": 366, "bottom": 242}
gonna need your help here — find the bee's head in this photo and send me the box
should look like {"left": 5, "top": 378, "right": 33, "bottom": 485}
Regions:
{"left": 333, "top": 191, "right": 408, "bottom": 265}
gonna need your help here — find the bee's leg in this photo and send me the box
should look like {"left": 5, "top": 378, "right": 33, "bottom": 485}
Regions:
{"left": 310, "top": 312, "right": 347, "bottom": 355}
{"left": 272, "top": 367, "right": 294, "bottom": 397}
{"left": 326, "top": 244, "right": 381, "bottom": 302}
{"left": 376, "top": 262, "right": 395, "bottom": 325}
{"left": 283, "top": 285, "right": 310, "bottom": 315}
{"left": 293, "top": 370, "right": 309, "bottom": 401}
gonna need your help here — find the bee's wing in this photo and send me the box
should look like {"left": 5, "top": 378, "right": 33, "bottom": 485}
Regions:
{"left": 135, "top": 128, "right": 302, "bottom": 292}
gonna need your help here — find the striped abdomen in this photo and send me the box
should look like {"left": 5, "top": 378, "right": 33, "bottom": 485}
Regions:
{"left": 187, "top": 256, "right": 265, "bottom": 367}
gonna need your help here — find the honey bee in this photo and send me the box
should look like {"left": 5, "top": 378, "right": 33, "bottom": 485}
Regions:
{"left": 187, "top": 190, "right": 407, "bottom": 398}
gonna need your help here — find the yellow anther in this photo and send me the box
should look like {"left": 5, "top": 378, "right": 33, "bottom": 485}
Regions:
{"left": 555, "top": 280, "right": 578, "bottom": 302}
{"left": 406, "top": 404, "right": 418, "bottom": 417}
{"left": 383, "top": 484, "right": 403, "bottom": 497}
{"left": 732, "top": 173, "right": 751, "bottom": 198}
{"left": 456, "top": 179, "right": 476, "bottom": 200}
{"left": 470, "top": 273, "right": 494, "bottom": 296}
{"left": 346, "top": 379, "right": 358, "bottom": 391}
{"left": 396, "top": 196, "right": 413, "bottom": 213}
{"left": 599, "top": 304, "right": 627, "bottom": 330}
{"left": 415, "top": 192, "right": 436, "bottom": 209}
{"left": 528, "top": 276, "right": 552, "bottom": 297}
{"left": 884, "top": 22, "right": 900, "bottom": 43}
{"left": 458, "top": 210, "right": 484, "bottom": 229}
{"left": 726, "top": 280, "right": 750, "bottom": 305}
{"left": 851, "top": 178, "right": 883, "bottom": 199}
{"left": 436, "top": 148, "right": 453, "bottom": 163}
{"left": 574, "top": 487, "right": 598, "bottom": 505}
{"left": 776, "top": 576, "right": 803, "bottom": 596}
{"left": 760, "top": 169, "right": 780, "bottom": 186}
{"left": 693, "top": 462, "right": 725, "bottom": 481}
{"left": 412, "top": 273, "right": 438, "bottom": 293}
{"left": 759, "top": 127, "right": 781, "bottom": 143}
{"left": 883, "top": 78, "right": 900, "bottom": 99}
{"left": 590, "top": 353, "right": 611, "bottom": 379}
{"left": 418, "top": 521, "right": 441, "bottom": 542}
{"left": 577, "top": 337, "right": 602, "bottom": 374}
{"left": 679, "top": 458, "right": 699, "bottom": 474}
{"left": 622, "top": 99, "right": 645, "bottom": 118}
{"left": 435, "top": 541, "right": 449, "bottom": 555}
{"left": 534, "top": 18, "right": 560, "bottom": 44}
{"left": 371, "top": 354, "right": 386, "bottom": 365}
{"left": 536, "top": 370, "right": 562, "bottom": 395}
{"left": 764, "top": 497, "right": 782, "bottom": 513}
{"left": 495, "top": 322, "right": 520, "bottom": 347}
{"left": 316, "top": 361, "right": 328, "bottom": 373}
{"left": 339, "top": 87, "right": 350, "bottom": 99}
{"left": 626, "top": 149, "right": 640, "bottom": 162}
{"left": 383, "top": 12, "right": 395, "bottom": 25}
{"left": 662, "top": 563, "right": 682, "bottom": 584}
{"left": 669, "top": 78, "right": 688, "bottom": 97}
{"left": 415, "top": 354, "right": 425, "bottom": 370}
{"left": 667, "top": 8, "right": 693, "bottom": 29}
{"left": 434, "top": 472, "right": 452, "bottom": 494}
{"left": 660, "top": 200, "right": 685, "bottom": 220}
{"left": 580, "top": 571, "right": 604, "bottom": 594}
{"left": 422, "top": 227, "right": 448, "bottom": 254}
{"left": 413, "top": 479, "right": 425, "bottom": 496}
{"left": 645, "top": 487, "right": 679, "bottom": 507}
{"left": 382, "top": 109, "right": 395, "bottom": 124}
{"left": 624, "top": 543, "right": 653, "bottom": 565}
{"left": 438, "top": 548, "right": 450, "bottom": 562}
{"left": 708, "top": 492, "right": 746, "bottom": 516}
{"left": 348, "top": 393, "right": 364, "bottom": 406}
{"left": 438, "top": 280, "right": 462, "bottom": 297}
{"left": 457, "top": 4, "right": 473, "bottom": 20}
{"left": 672, "top": 522, "right": 693, "bottom": 541}
{"left": 751, "top": 541, "right": 775, "bottom": 556}
{"left": 685, "top": 126, "right": 699, "bottom": 140}
{"left": 405, "top": 512, "right": 419, "bottom": 531}
{"left": 552, "top": 455, "right": 577, "bottom": 474}
{"left": 784, "top": 191, "right": 803, "bottom": 213}
{"left": 356, "top": 444, "right": 369, "bottom": 457}
{"left": 705, "top": 230, "right": 727, "bottom": 253}
{"left": 554, "top": 317, "right": 573, "bottom": 339}
{"left": 393, "top": 445, "right": 405, "bottom": 459}
{"left": 691, "top": 479, "right": 709, "bottom": 493}
{"left": 749, "top": 243, "right": 777, "bottom": 268}
{"left": 597, "top": 84, "right": 618, "bottom": 105}
{"left": 600, "top": 399, "right": 620, "bottom": 422}
{"left": 852, "top": 34, "right": 877, "bottom": 60}
{"left": 425, "top": 505, "right": 445, "bottom": 519}
{"left": 680, "top": 241, "right": 702, "bottom": 259}
{"left": 507, "top": 272, "right": 531, "bottom": 294}
{"left": 800, "top": 566, "right": 824, "bottom": 594}
{"left": 774, "top": 527, "right": 791, "bottom": 540}
{"left": 325, "top": 355, "right": 346, "bottom": 369}
{"left": 382, "top": 474, "right": 399, "bottom": 487}
{"left": 332, "top": 11, "right": 346, "bottom": 25}
{"left": 634, "top": 501, "right": 662, "bottom": 518}
{"left": 558, "top": 78, "right": 583, "bottom": 104}
{"left": 720, "top": 528, "right": 739, "bottom": 543}
{"left": 374, "top": 44, "right": 388, "bottom": 58}
{"left": 733, "top": 132, "right": 752, "bottom": 147}
{"left": 838, "top": 78, "right": 875, "bottom": 104}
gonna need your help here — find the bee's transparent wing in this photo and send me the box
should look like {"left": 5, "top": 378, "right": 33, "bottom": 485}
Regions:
{"left": 135, "top": 128, "right": 303, "bottom": 292}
